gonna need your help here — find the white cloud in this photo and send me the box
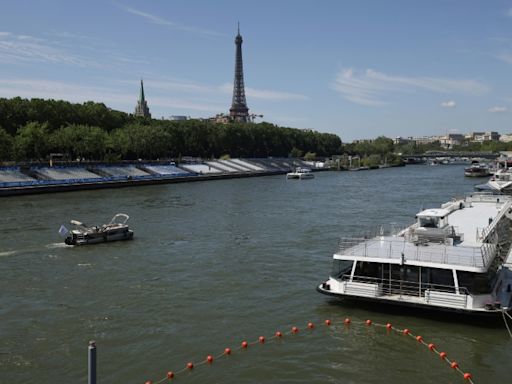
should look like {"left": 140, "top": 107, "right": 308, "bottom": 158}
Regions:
{"left": 495, "top": 52, "right": 512, "bottom": 64}
{"left": 332, "top": 68, "right": 490, "bottom": 106}
{"left": 441, "top": 100, "right": 456, "bottom": 108}
{"left": 0, "top": 32, "right": 97, "bottom": 67}
{"left": 488, "top": 106, "right": 507, "bottom": 113}
{"left": 121, "top": 6, "right": 224, "bottom": 37}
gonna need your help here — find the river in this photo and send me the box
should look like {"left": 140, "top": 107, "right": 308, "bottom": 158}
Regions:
{"left": 1, "top": 164, "right": 511, "bottom": 383}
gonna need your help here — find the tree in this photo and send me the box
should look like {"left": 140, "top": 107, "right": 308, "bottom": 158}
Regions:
{"left": 14, "top": 122, "right": 50, "bottom": 161}
{"left": 0, "top": 127, "right": 14, "bottom": 161}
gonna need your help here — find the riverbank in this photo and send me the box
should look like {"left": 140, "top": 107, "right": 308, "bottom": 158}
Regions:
{"left": 0, "top": 158, "right": 325, "bottom": 196}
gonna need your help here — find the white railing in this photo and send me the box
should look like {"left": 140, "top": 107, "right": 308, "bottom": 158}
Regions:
{"left": 336, "top": 236, "right": 496, "bottom": 268}
{"left": 339, "top": 274, "right": 469, "bottom": 308}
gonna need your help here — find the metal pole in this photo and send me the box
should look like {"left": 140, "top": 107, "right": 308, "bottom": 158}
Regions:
{"left": 88, "top": 340, "right": 97, "bottom": 384}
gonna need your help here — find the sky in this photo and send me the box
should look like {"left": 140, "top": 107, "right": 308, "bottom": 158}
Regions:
{"left": 2, "top": 1, "right": 512, "bottom": 141}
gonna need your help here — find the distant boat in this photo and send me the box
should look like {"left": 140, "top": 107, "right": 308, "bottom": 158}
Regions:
{"left": 62, "top": 213, "right": 134, "bottom": 246}
{"left": 286, "top": 167, "right": 315, "bottom": 180}
{"left": 464, "top": 162, "right": 490, "bottom": 177}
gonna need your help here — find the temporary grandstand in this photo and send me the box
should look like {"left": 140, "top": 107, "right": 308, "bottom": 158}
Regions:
{"left": 0, "top": 167, "right": 36, "bottom": 183}
{"left": 0, "top": 158, "right": 326, "bottom": 196}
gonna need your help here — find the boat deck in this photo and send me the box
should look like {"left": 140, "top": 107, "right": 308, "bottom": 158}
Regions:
{"left": 336, "top": 236, "right": 488, "bottom": 269}
{"left": 335, "top": 197, "right": 510, "bottom": 271}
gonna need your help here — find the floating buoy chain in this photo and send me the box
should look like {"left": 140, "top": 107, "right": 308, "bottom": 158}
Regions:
{"left": 368, "top": 321, "right": 474, "bottom": 384}
{"left": 144, "top": 318, "right": 474, "bottom": 384}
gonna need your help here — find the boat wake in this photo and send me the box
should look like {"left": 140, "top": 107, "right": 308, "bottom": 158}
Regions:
{"left": 0, "top": 242, "right": 69, "bottom": 257}
{"left": 45, "top": 243, "right": 69, "bottom": 249}
{"left": 0, "top": 250, "right": 17, "bottom": 257}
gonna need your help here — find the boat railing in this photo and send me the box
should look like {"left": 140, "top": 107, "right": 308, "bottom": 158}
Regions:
{"left": 336, "top": 236, "right": 497, "bottom": 268}
{"left": 339, "top": 274, "right": 470, "bottom": 307}
{"left": 480, "top": 200, "right": 512, "bottom": 241}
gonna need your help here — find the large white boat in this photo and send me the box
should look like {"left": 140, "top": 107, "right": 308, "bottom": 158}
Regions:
{"left": 62, "top": 213, "right": 134, "bottom": 246}
{"left": 286, "top": 167, "right": 315, "bottom": 180}
{"left": 317, "top": 193, "right": 512, "bottom": 315}
{"left": 475, "top": 169, "right": 512, "bottom": 194}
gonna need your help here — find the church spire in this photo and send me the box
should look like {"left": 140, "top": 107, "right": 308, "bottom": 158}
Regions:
{"left": 139, "top": 79, "right": 145, "bottom": 103}
{"left": 134, "top": 78, "right": 151, "bottom": 118}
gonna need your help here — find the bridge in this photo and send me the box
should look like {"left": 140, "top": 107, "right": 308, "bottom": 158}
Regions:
{"left": 402, "top": 151, "right": 499, "bottom": 161}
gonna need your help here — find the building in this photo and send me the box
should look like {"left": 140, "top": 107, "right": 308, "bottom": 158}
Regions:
{"left": 229, "top": 23, "right": 250, "bottom": 122}
{"left": 466, "top": 131, "right": 500, "bottom": 142}
{"left": 134, "top": 79, "right": 151, "bottom": 118}
{"left": 500, "top": 134, "right": 512, "bottom": 143}
{"left": 439, "top": 134, "right": 464, "bottom": 149}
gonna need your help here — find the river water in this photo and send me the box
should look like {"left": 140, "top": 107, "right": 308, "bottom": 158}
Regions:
{"left": 1, "top": 164, "right": 511, "bottom": 383}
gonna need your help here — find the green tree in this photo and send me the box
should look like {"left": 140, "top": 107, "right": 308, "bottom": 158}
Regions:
{"left": 14, "top": 122, "right": 50, "bottom": 161}
{"left": 0, "top": 127, "right": 14, "bottom": 161}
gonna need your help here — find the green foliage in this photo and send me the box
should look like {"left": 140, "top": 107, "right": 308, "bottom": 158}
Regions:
{"left": 0, "top": 97, "right": 343, "bottom": 161}
{"left": 0, "top": 127, "right": 14, "bottom": 160}
{"left": 289, "top": 147, "right": 303, "bottom": 158}
{"left": 304, "top": 151, "right": 316, "bottom": 161}
{"left": 220, "top": 154, "right": 231, "bottom": 160}
{"left": 14, "top": 122, "right": 50, "bottom": 161}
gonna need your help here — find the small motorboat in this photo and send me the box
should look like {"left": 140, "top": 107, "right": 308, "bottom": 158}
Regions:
{"left": 286, "top": 167, "right": 315, "bottom": 180}
{"left": 464, "top": 161, "right": 490, "bottom": 177}
{"left": 60, "top": 213, "right": 134, "bottom": 246}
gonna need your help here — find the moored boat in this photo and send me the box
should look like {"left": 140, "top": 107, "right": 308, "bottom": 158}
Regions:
{"left": 286, "top": 167, "right": 315, "bottom": 180}
{"left": 61, "top": 213, "right": 134, "bottom": 246}
{"left": 464, "top": 162, "right": 490, "bottom": 177}
{"left": 317, "top": 193, "right": 512, "bottom": 316}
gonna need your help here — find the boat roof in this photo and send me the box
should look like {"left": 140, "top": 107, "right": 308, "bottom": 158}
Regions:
{"left": 334, "top": 194, "right": 512, "bottom": 272}
{"left": 416, "top": 208, "right": 450, "bottom": 218}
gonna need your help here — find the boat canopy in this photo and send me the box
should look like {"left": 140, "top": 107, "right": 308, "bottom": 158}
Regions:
{"left": 416, "top": 208, "right": 450, "bottom": 218}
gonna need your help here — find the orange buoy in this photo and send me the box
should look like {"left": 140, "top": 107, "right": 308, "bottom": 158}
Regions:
{"left": 259, "top": 336, "right": 265, "bottom": 344}
{"left": 365, "top": 319, "right": 372, "bottom": 326}
{"left": 386, "top": 323, "right": 392, "bottom": 330}
{"left": 344, "top": 318, "right": 351, "bottom": 325}
{"left": 167, "top": 371, "right": 174, "bottom": 379}
{"left": 325, "top": 319, "right": 331, "bottom": 326}
{"left": 275, "top": 331, "right": 283, "bottom": 338}
{"left": 145, "top": 381, "right": 152, "bottom": 384}
{"left": 463, "top": 373, "right": 472, "bottom": 380}
{"left": 187, "top": 362, "right": 194, "bottom": 370}
{"left": 291, "top": 326, "right": 299, "bottom": 334}
{"left": 440, "top": 352, "right": 447, "bottom": 360}
{"left": 207, "top": 355, "right": 214, "bottom": 363}
{"left": 241, "top": 341, "right": 248, "bottom": 348}
{"left": 224, "top": 347, "right": 231, "bottom": 355}
{"left": 307, "top": 322, "right": 314, "bottom": 329}
{"left": 451, "top": 361, "right": 459, "bottom": 369}
{"left": 403, "top": 329, "right": 410, "bottom": 335}
{"left": 416, "top": 335, "right": 423, "bottom": 343}
{"left": 428, "top": 343, "right": 435, "bottom": 351}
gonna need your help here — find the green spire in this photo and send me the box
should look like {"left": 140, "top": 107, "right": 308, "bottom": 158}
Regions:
{"left": 139, "top": 79, "right": 145, "bottom": 103}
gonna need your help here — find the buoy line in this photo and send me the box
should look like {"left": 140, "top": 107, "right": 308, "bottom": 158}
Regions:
{"left": 143, "top": 318, "right": 474, "bottom": 384}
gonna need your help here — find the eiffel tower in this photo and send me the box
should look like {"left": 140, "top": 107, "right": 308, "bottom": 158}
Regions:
{"left": 229, "top": 23, "right": 250, "bottom": 122}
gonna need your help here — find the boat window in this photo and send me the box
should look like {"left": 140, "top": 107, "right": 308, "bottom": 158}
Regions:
{"left": 419, "top": 217, "right": 439, "bottom": 228}
{"left": 421, "top": 267, "right": 455, "bottom": 292}
{"left": 331, "top": 260, "right": 353, "bottom": 278}
{"left": 458, "top": 258, "right": 500, "bottom": 294}
{"left": 457, "top": 271, "right": 494, "bottom": 294}
{"left": 354, "top": 261, "right": 380, "bottom": 278}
